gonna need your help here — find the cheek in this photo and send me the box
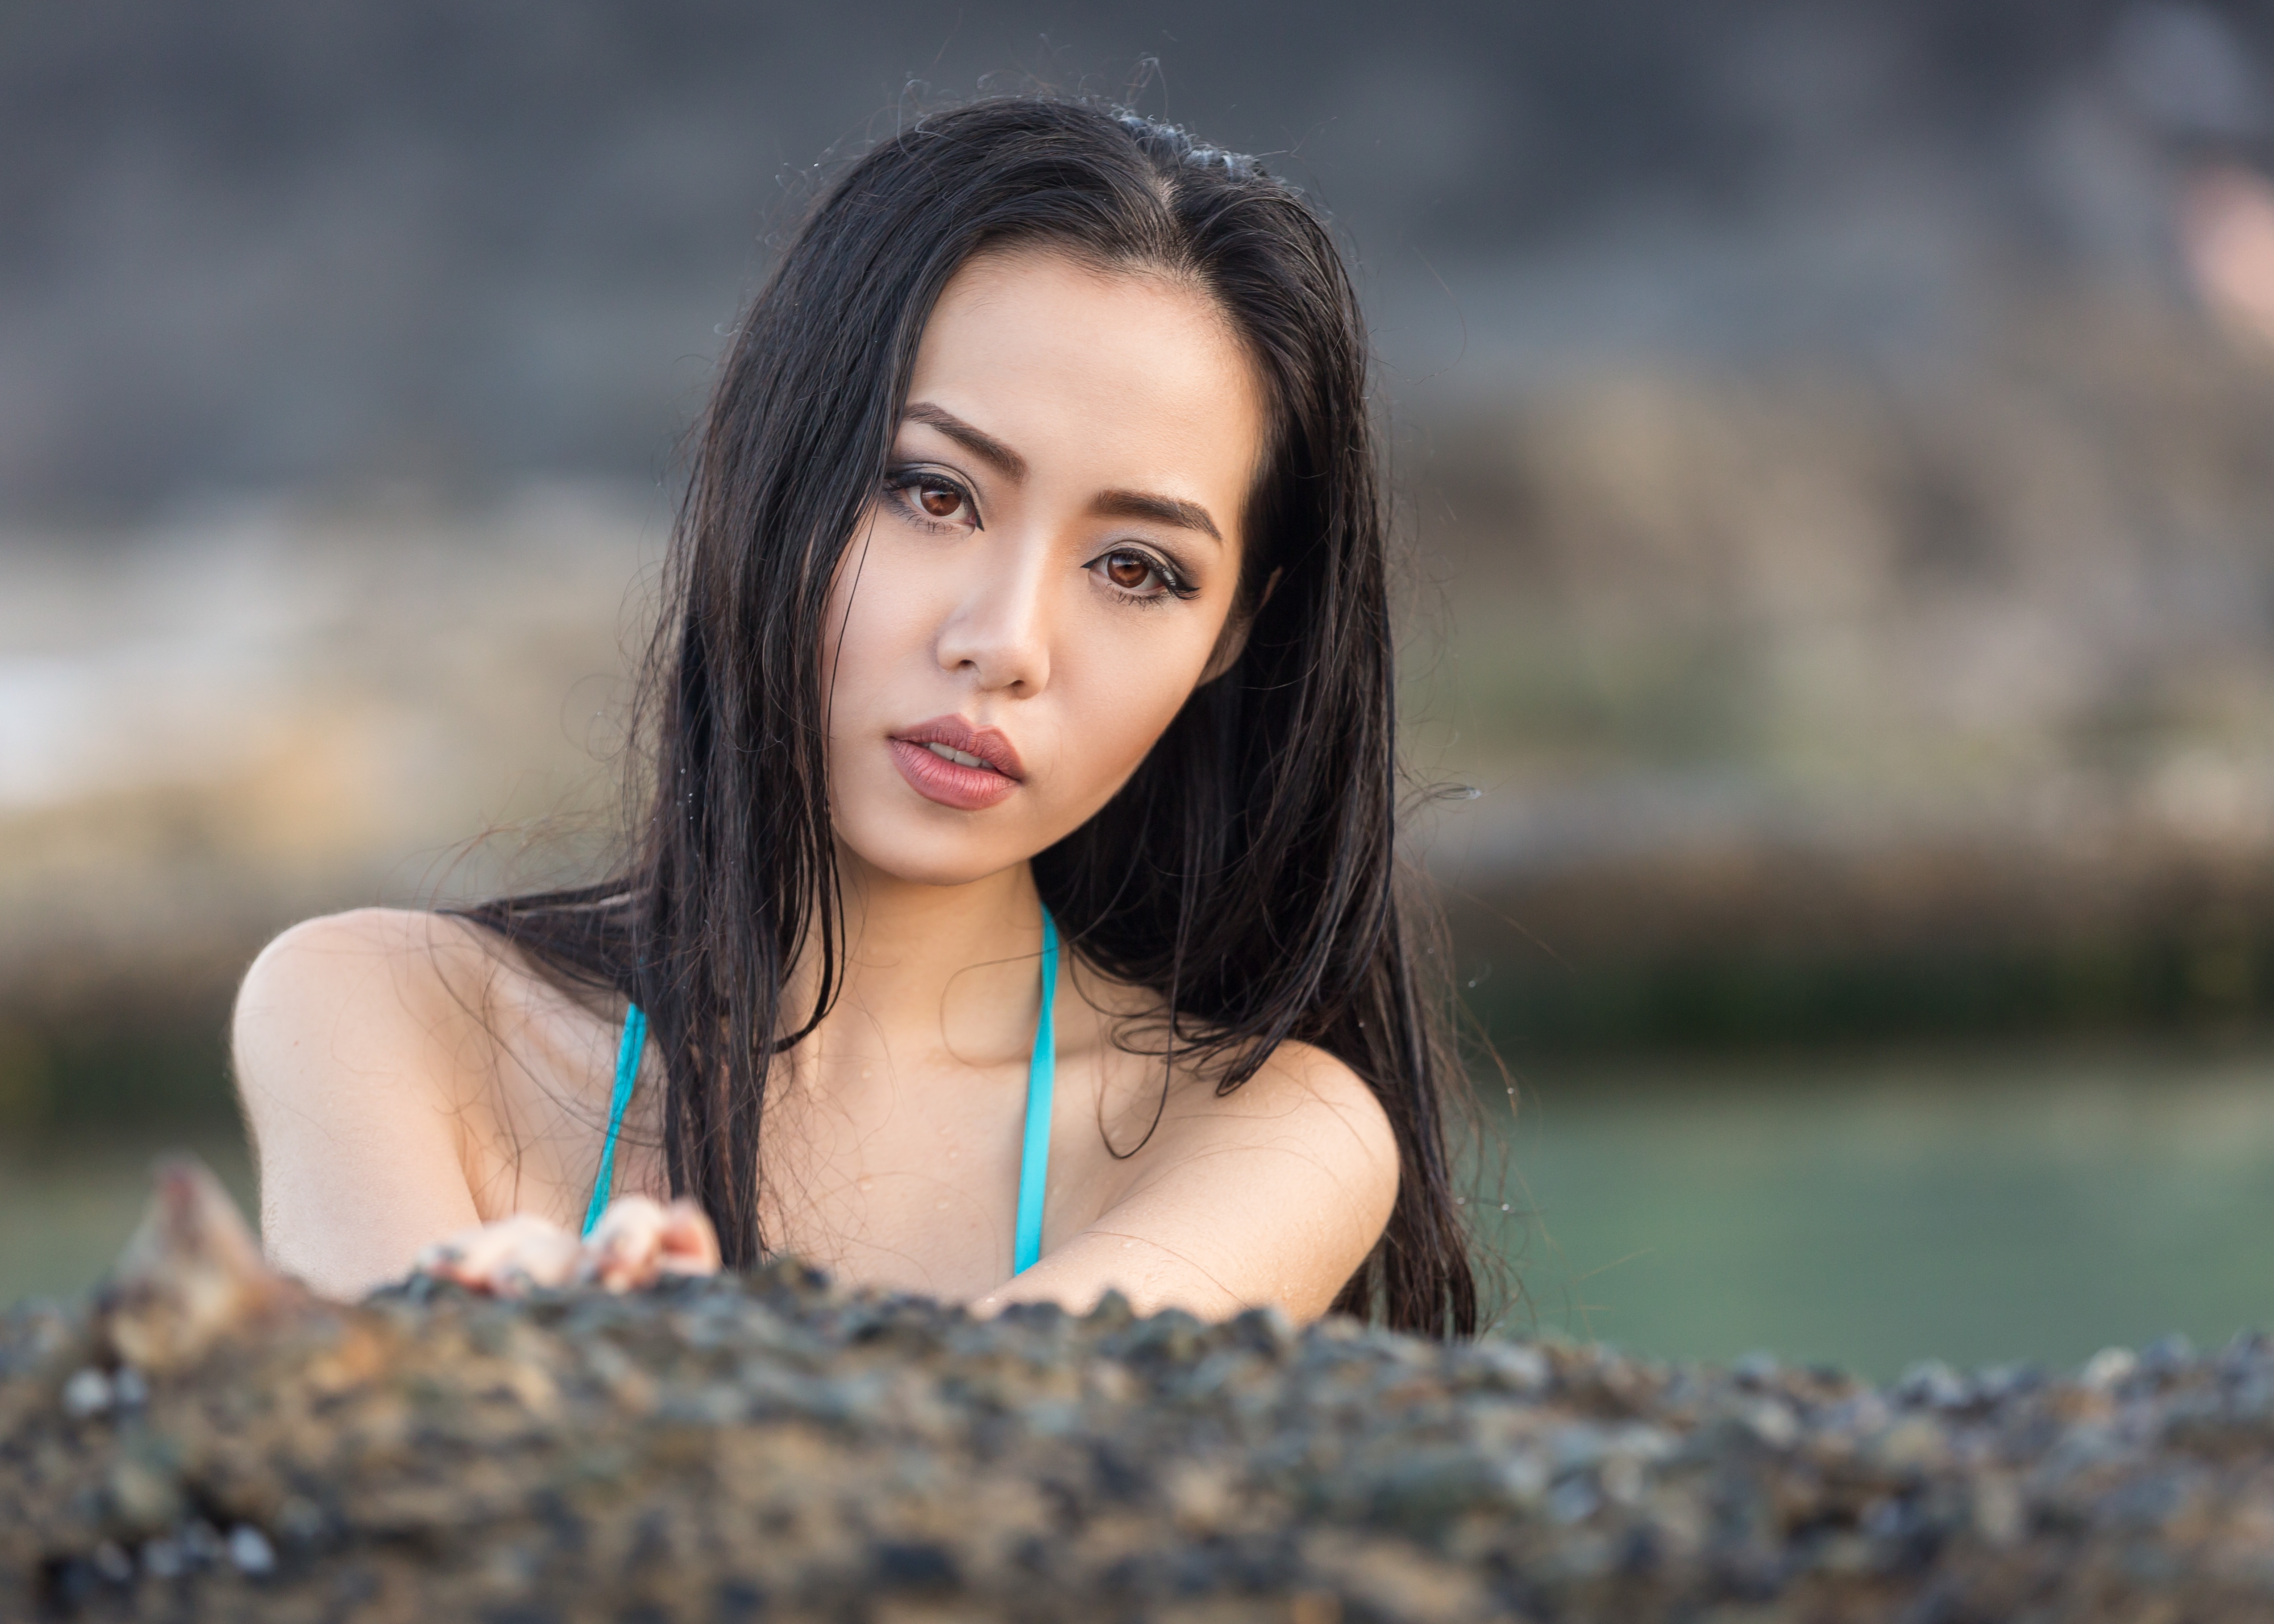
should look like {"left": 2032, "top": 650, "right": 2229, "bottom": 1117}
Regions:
{"left": 821, "top": 529, "right": 934, "bottom": 706}
{"left": 1046, "top": 620, "right": 1219, "bottom": 797}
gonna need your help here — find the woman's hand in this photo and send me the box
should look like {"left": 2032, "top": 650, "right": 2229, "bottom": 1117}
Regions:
{"left": 413, "top": 1196, "right": 722, "bottom": 1296}
{"left": 582, "top": 1196, "right": 724, "bottom": 1291}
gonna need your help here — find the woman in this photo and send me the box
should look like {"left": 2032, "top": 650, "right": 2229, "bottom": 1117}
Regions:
{"left": 234, "top": 98, "right": 1478, "bottom": 1336}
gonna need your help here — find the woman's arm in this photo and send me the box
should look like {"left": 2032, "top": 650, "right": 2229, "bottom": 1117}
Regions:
{"left": 239, "top": 913, "right": 1384, "bottom": 1315}
{"left": 237, "top": 908, "right": 724, "bottom": 1300}
{"left": 972, "top": 1042, "right": 1401, "bottom": 1323}
{"left": 232, "top": 909, "right": 496, "bottom": 1297}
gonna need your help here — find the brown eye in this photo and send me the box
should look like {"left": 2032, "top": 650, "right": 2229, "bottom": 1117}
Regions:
{"left": 918, "top": 482, "right": 963, "bottom": 519}
{"left": 1106, "top": 551, "right": 1156, "bottom": 590}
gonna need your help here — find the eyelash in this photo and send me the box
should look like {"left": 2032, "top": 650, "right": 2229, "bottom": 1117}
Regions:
{"left": 883, "top": 466, "right": 981, "bottom": 534}
{"left": 879, "top": 465, "right": 1200, "bottom": 606}
{"left": 1091, "top": 547, "right": 1198, "bottom": 606}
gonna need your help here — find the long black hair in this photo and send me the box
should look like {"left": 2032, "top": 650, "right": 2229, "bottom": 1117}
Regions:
{"left": 462, "top": 96, "right": 1479, "bottom": 1337}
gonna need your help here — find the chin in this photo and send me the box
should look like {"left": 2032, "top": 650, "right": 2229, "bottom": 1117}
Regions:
{"left": 838, "top": 814, "right": 1034, "bottom": 890}
{"left": 867, "top": 851, "right": 1015, "bottom": 889}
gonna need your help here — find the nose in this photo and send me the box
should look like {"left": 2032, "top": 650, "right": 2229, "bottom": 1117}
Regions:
{"left": 934, "top": 532, "right": 1052, "bottom": 695}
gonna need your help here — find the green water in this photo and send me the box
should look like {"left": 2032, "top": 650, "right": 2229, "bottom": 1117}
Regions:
{"left": 1489, "top": 1043, "right": 2274, "bottom": 1377}
{"left": 4, "top": 1045, "right": 2270, "bottom": 1381}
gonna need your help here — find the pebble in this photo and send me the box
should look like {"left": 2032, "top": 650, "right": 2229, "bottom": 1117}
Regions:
{"left": 2141, "top": 1333, "right": 2196, "bottom": 1374}
{"left": 4, "top": 1246, "right": 2273, "bottom": 1620}
{"left": 1473, "top": 1338, "right": 1549, "bottom": 1392}
{"left": 1895, "top": 1358, "right": 1970, "bottom": 1410}
{"left": 60, "top": 1367, "right": 112, "bottom": 1419}
{"left": 226, "top": 1524, "right": 275, "bottom": 1577}
{"left": 1546, "top": 1476, "right": 1601, "bottom": 1525}
{"left": 1731, "top": 1349, "right": 1780, "bottom": 1388}
{"left": 2081, "top": 1346, "right": 2140, "bottom": 1390}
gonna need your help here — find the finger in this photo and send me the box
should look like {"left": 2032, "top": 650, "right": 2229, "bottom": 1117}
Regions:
{"left": 420, "top": 1215, "right": 574, "bottom": 1295}
{"left": 588, "top": 1195, "right": 669, "bottom": 1248}
{"left": 421, "top": 1216, "right": 538, "bottom": 1283}
{"left": 412, "top": 1229, "right": 477, "bottom": 1275}
{"left": 655, "top": 1199, "right": 723, "bottom": 1276}
{"left": 498, "top": 1224, "right": 582, "bottom": 1293}
{"left": 415, "top": 1215, "right": 525, "bottom": 1274}
{"left": 585, "top": 1197, "right": 669, "bottom": 1292}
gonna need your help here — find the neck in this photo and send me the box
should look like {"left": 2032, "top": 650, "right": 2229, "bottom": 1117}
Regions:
{"left": 786, "top": 846, "right": 1049, "bottom": 1073}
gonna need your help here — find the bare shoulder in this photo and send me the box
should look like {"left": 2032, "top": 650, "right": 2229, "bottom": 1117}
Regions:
{"left": 1154, "top": 1037, "right": 1401, "bottom": 1226}
{"left": 235, "top": 907, "right": 512, "bottom": 1082}
{"left": 995, "top": 1037, "right": 1402, "bottom": 1322}
{"left": 1217, "top": 1038, "right": 1393, "bottom": 1142}
{"left": 234, "top": 904, "right": 617, "bottom": 1134}
{"left": 233, "top": 907, "right": 603, "bottom": 1295}
{"left": 1246, "top": 1037, "right": 1395, "bottom": 1122}
{"left": 242, "top": 904, "right": 502, "bottom": 995}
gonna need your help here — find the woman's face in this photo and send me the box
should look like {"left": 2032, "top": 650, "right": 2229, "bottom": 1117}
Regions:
{"left": 823, "top": 248, "right": 1267, "bottom": 889}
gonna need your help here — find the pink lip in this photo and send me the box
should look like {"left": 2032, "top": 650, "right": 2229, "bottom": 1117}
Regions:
{"left": 888, "top": 715, "right": 1025, "bottom": 811}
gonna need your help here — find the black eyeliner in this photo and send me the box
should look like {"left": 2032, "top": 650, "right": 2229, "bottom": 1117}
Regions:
{"left": 1092, "top": 543, "right": 1201, "bottom": 602}
{"left": 1143, "top": 544, "right": 1201, "bottom": 596}
{"left": 881, "top": 463, "right": 983, "bottom": 531}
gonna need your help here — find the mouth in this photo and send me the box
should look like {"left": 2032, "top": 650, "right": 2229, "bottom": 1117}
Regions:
{"left": 888, "top": 715, "right": 1024, "bottom": 811}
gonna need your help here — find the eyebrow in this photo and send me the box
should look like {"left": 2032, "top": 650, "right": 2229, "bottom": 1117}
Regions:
{"left": 902, "top": 402, "right": 1027, "bottom": 480}
{"left": 901, "top": 400, "right": 1223, "bottom": 544}
{"left": 1091, "top": 488, "right": 1223, "bottom": 544}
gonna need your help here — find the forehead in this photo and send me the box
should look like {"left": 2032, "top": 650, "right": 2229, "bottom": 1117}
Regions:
{"left": 906, "top": 249, "right": 1267, "bottom": 523}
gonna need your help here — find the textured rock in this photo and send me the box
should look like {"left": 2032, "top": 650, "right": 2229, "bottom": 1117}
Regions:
{"left": 6, "top": 1161, "right": 2274, "bottom": 1622}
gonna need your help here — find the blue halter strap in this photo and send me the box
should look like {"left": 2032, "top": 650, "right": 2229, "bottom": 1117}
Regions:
{"left": 581, "top": 1001, "right": 647, "bottom": 1239}
{"left": 581, "top": 907, "right": 1061, "bottom": 1277}
{"left": 1012, "top": 905, "right": 1060, "bottom": 1275}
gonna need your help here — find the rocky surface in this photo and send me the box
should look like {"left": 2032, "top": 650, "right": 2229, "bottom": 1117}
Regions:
{"left": 6, "top": 1162, "right": 2274, "bottom": 1622}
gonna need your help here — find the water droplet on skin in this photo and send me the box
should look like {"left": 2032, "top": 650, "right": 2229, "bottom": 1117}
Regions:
{"left": 935, "top": 1200, "right": 948, "bottom": 1211}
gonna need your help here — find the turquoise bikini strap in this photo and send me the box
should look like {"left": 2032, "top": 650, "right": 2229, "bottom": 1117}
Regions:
{"left": 1011, "top": 908, "right": 1059, "bottom": 1275}
{"left": 582, "top": 1001, "right": 648, "bottom": 1238}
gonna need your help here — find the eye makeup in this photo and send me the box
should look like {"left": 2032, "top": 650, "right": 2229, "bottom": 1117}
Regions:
{"left": 879, "top": 464, "right": 1206, "bottom": 606}
{"left": 1085, "top": 544, "right": 1199, "bottom": 604}
{"left": 882, "top": 465, "right": 981, "bottom": 532}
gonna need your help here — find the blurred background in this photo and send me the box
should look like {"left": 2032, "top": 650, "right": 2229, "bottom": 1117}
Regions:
{"left": 5, "top": 0, "right": 2273, "bottom": 1376}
